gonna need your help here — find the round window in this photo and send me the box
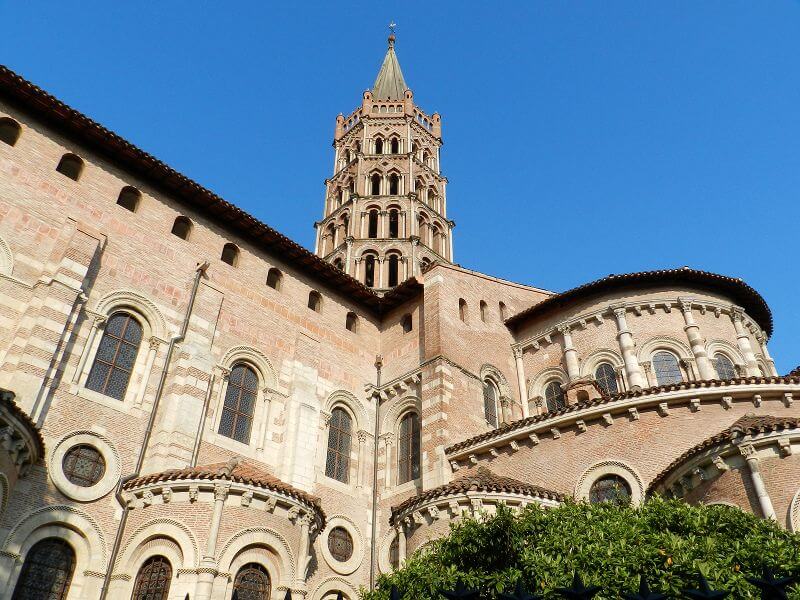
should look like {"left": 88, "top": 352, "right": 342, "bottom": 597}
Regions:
{"left": 62, "top": 444, "right": 106, "bottom": 487}
{"left": 328, "top": 526, "right": 354, "bottom": 562}
{"left": 589, "top": 474, "right": 631, "bottom": 504}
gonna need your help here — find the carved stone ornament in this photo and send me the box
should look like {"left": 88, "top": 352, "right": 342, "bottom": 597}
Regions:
{"left": 189, "top": 485, "right": 199, "bottom": 502}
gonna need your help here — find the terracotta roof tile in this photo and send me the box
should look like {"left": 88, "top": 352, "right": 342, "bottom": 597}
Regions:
{"left": 389, "top": 466, "right": 563, "bottom": 524}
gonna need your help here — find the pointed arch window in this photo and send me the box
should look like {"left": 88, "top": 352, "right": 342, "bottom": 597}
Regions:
{"left": 325, "top": 406, "right": 352, "bottom": 483}
{"left": 397, "top": 412, "right": 421, "bottom": 484}
{"left": 374, "top": 138, "right": 384, "bottom": 154}
{"left": 0, "top": 117, "right": 21, "bottom": 146}
{"left": 233, "top": 563, "right": 271, "bottom": 600}
{"left": 401, "top": 313, "right": 412, "bottom": 333}
{"left": 12, "top": 538, "right": 75, "bottom": 600}
{"left": 131, "top": 555, "right": 172, "bottom": 600}
{"left": 171, "top": 216, "right": 192, "bottom": 240}
{"left": 594, "top": 363, "right": 618, "bottom": 395}
{"left": 389, "top": 174, "right": 399, "bottom": 195}
{"left": 544, "top": 381, "right": 566, "bottom": 412}
{"left": 499, "top": 302, "right": 507, "bottom": 320}
{"left": 218, "top": 364, "right": 258, "bottom": 444}
{"left": 653, "top": 351, "right": 683, "bottom": 386}
{"left": 388, "top": 209, "right": 399, "bottom": 238}
{"left": 368, "top": 210, "right": 379, "bottom": 238}
{"left": 345, "top": 311, "right": 358, "bottom": 332}
{"left": 483, "top": 378, "right": 499, "bottom": 427}
{"left": 387, "top": 254, "right": 399, "bottom": 287}
{"left": 713, "top": 353, "right": 736, "bottom": 380}
{"left": 86, "top": 312, "right": 143, "bottom": 400}
{"left": 364, "top": 255, "right": 376, "bottom": 288}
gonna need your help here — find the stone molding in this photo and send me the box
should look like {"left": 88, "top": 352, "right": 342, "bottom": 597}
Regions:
{"left": 48, "top": 430, "right": 121, "bottom": 502}
{"left": 575, "top": 460, "right": 645, "bottom": 505}
{"left": 319, "top": 514, "right": 364, "bottom": 576}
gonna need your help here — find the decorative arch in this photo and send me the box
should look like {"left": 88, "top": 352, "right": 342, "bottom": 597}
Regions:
{"left": 324, "top": 390, "right": 369, "bottom": 433}
{"left": 705, "top": 339, "right": 746, "bottom": 366}
{"left": 118, "top": 518, "right": 198, "bottom": 572}
{"left": 575, "top": 460, "right": 645, "bottom": 506}
{"left": 93, "top": 289, "right": 168, "bottom": 340}
{"left": 310, "top": 575, "right": 359, "bottom": 600}
{"left": 217, "top": 527, "right": 295, "bottom": 588}
{"left": 0, "top": 235, "right": 13, "bottom": 276}
{"left": 580, "top": 348, "right": 624, "bottom": 378}
{"left": 479, "top": 364, "right": 512, "bottom": 398}
{"left": 637, "top": 336, "right": 692, "bottom": 363}
{"left": 219, "top": 345, "right": 277, "bottom": 390}
{"left": 380, "top": 395, "right": 421, "bottom": 435}
{"left": 528, "top": 367, "right": 568, "bottom": 399}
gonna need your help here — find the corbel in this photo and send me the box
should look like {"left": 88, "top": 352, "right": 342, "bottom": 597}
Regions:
{"left": 509, "top": 440, "right": 520, "bottom": 452}
{"left": 783, "top": 393, "right": 793, "bottom": 408}
{"left": 602, "top": 413, "right": 613, "bottom": 426}
{"left": 720, "top": 396, "right": 733, "bottom": 410}
{"left": 778, "top": 439, "right": 793, "bottom": 457}
{"left": 628, "top": 407, "right": 640, "bottom": 421}
{"left": 575, "top": 420, "right": 587, "bottom": 433}
{"left": 550, "top": 427, "right": 561, "bottom": 439}
{"left": 528, "top": 433, "right": 539, "bottom": 445}
{"left": 689, "top": 398, "right": 701, "bottom": 412}
{"left": 657, "top": 403, "right": 670, "bottom": 417}
{"left": 752, "top": 394, "right": 762, "bottom": 408}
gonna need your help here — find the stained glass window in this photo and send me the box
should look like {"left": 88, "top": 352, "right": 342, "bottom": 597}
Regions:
{"left": 328, "top": 527, "right": 354, "bottom": 562}
{"left": 218, "top": 364, "right": 258, "bottom": 444}
{"left": 594, "top": 363, "right": 619, "bottom": 395}
{"left": 713, "top": 353, "right": 736, "bottom": 380}
{"left": 62, "top": 444, "right": 105, "bottom": 487}
{"left": 233, "top": 563, "right": 271, "bottom": 600}
{"left": 589, "top": 475, "right": 632, "bottom": 505}
{"left": 325, "top": 407, "right": 352, "bottom": 483}
{"left": 483, "top": 379, "right": 498, "bottom": 427}
{"left": 12, "top": 538, "right": 75, "bottom": 600}
{"left": 86, "top": 313, "right": 143, "bottom": 400}
{"left": 131, "top": 555, "right": 172, "bottom": 600}
{"left": 544, "top": 381, "right": 566, "bottom": 412}
{"left": 397, "top": 412, "right": 421, "bottom": 484}
{"left": 653, "top": 351, "right": 683, "bottom": 386}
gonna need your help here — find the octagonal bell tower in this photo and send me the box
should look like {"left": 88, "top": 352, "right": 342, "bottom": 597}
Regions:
{"left": 314, "top": 33, "right": 453, "bottom": 291}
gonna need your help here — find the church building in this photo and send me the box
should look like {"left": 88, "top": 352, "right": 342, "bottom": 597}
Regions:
{"left": 0, "top": 34, "right": 797, "bottom": 600}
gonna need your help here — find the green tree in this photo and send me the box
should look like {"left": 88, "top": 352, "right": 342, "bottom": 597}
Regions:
{"left": 364, "top": 498, "right": 800, "bottom": 599}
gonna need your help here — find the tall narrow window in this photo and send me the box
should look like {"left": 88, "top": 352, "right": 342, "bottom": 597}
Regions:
{"left": 371, "top": 174, "right": 381, "bottom": 195}
{"left": 171, "top": 216, "right": 192, "bottom": 240}
{"left": 218, "top": 364, "right": 258, "bottom": 444}
{"left": 375, "top": 138, "right": 384, "bottom": 154}
{"left": 233, "top": 563, "right": 271, "bottom": 600}
{"left": 389, "top": 174, "right": 399, "bottom": 195}
{"left": 116, "top": 186, "right": 141, "bottom": 212}
{"left": 221, "top": 243, "right": 239, "bottom": 266}
{"left": 86, "top": 313, "right": 143, "bottom": 400}
{"left": 479, "top": 301, "right": 488, "bottom": 323}
{"left": 388, "top": 210, "right": 399, "bottom": 238}
{"left": 397, "top": 412, "right": 421, "bottom": 484}
{"left": 364, "top": 255, "right": 376, "bottom": 288}
{"left": 401, "top": 313, "right": 412, "bottom": 333}
{"left": 544, "top": 381, "right": 566, "bottom": 412}
{"left": 653, "top": 351, "right": 683, "bottom": 386}
{"left": 458, "top": 298, "right": 467, "bottom": 322}
{"left": 0, "top": 117, "right": 21, "bottom": 146}
{"left": 713, "top": 353, "right": 736, "bottom": 380}
{"left": 499, "top": 302, "right": 507, "bottom": 320}
{"left": 333, "top": 257, "right": 344, "bottom": 271}
{"left": 345, "top": 312, "right": 358, "bottom": 332}
{"left": 266, "top": 268, "right": 282, "bottom": 290}
{"left": 325, "top": 407, "right": 352, "bottom": 483}
{"left": 56, "top": 153, "right": 83, "bottom": 181}
{"left": 595, "top": 363, "right": 619, "bottom": 395}
{"left": 387, "top": 255, "right": 399, "bottom": 287}
{"left": 131, "top": 555, "right": 172, "bottom": 600}
{"left": 483, "top": 378, "right": 499, "bottom": 427}
{"left": 308, "top": 291, "right": 322, "bottom": 312}
{"left": 12, "top": 538, "right": 75, "bottom": 600}
{"left": 428, "top": 189, "right": 436, "bottom": 209}
{"left": 390, "top": 137, "right": 399, "bottom": 154}
{"left": 368, "top": 210, "right": 379, "bottom": 238}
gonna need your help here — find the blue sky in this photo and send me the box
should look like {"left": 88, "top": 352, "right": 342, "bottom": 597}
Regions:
{"left": 2, "top": 2, "right": 798, "bottom": 370}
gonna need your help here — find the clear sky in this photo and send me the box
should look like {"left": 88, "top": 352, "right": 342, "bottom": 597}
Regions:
{"left": 2, "top": 2, "right": 798, "bottom": 371}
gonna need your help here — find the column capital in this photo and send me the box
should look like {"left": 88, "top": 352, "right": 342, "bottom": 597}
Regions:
{"left": 379, "top": 432, "right": 394, "bottom": 447}
{"left": 320, "top": 410, "right": 332, "bottom": 426}
{"left": 148, "top": 336, "right": 161, "bottom": 351}
{"left": 677, "top": 296, "right": 694, "bottom": 313}
{"left": 556, "top": 323, "right": 572, "bottom": 336}
{"left": 93, "top": 313, "right": 108, "bottom": 328}
{"left": 214, "top": 484, "right": 230, "bottom": 502}
{"left": 609, "top": 304, "right": 627, "bottom": 320}
{"left": 730, "top": 305, "right": 745, "bottom": 321}
{"left": 357, "top": 430, "right": 369, "bottom": 444}
{"left": 512, "top": 346, "right": 524, "bottom": 360}
{"left": 218, "top": 367, "right": 232, "bottom": 381}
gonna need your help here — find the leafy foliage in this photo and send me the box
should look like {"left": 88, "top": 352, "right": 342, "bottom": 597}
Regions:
{"left": 364, "top": 498, "right": 800, "bottom": 599}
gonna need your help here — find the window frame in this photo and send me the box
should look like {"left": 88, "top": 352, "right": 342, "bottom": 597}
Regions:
{"left": 325, "top": 406, "right": 354, "bottom": 484}
{"left": 131, "top": 554, "right": 172, "bottom": 600}
{"left": 482, "top": 377, "right": 499, "bottom": 427}
{"left": 544, "top": 380, "right": 566, "bottom": 413}
{"left": 217, "top": 363, "right": 260, "bottom": 445}
{"left": 594, "top": 362, "right": 619, "bottom": 396}
{"left": 652, "top": 350, "right": 684, "bottom": 386}
{"left": 84, "top": 312, "right": 144, "bottom": 402}
{"left": 12, "top": 538, "right": 76, "bottom": 600}
{"left": 712, "top": 352, "right": 737, "bottom": 380}
{"left": 397, "top": 411, "right": 421, "bottom": 485}
{"left": 232, "top": 563, "right": 271, "bottom": 600}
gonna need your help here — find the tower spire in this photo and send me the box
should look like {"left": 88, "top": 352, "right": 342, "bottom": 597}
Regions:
{"left": 372, "top": 27, "right": 408, "bottom": 100}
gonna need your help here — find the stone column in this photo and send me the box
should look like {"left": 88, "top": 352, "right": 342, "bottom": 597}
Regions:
{"left": 382, "top": 434, "right": 393, "bottom": 487}
{"left": 397, "top": 524, "right": 407, "bottom": 565}
{"left": 730, "top": 307, "right": 760, "bottom": 375}
{"left": 357, "top": 430, "right": 368, "bottom": 487}
{"left": 195, "top": 483, "right": 229, "bottom": 600}
{"left": 739, "top": 444, "right": 776, "bottom": 520}
{"left": 614, "top": 365, "right": 626, "bottom": 393}
{"left": 640, "top": 361, "right": 654, "bottom": 387}
{"left": 557, "top": 324, "right": 581, "bottom": 382}
{"left": 378, "top": 257, "right": 385, "bottom": 288}
{"left": 513, "top": 347, "right": 530, "bottom": 418}
{"left": 410, "top": 237, "right": 419, "bottom": 276}
{"left": 678, "top": 298, "right": 715, "bottom": 380}
{"left": 134, "top": 337, "right": 161, "bottom": 406}
{"left": 345, "top": 238, "right": 353, "bottom": 275}
{"left": 74, "top": 314, "right": 106, "bottom": 383}
{"left": 354, "top": 258, "right": 361, "bottom": 281}
{"left": 611, "top": 306, "right": 646, "bottom": 389}
{"left": 295, "top": 513, "right": 312, "bottom": 587}
{"left": 756, "top": 333, "right": 778, "bottom": 376}
{"left": 256, "top": 391, "right": 272, "bottom": 453}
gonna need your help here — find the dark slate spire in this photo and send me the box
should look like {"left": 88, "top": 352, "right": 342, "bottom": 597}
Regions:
{"left": 372, "top": 34, "right": 408, "bottom": 100}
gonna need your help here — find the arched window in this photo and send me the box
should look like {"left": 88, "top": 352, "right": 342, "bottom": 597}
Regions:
{"left": 345, "top": 312, "right": 358, "bottom": 332}
{"left": 397, "top": 412, "right": 421, "bottom": 484}
{"left": 594, "top": 363, "right": 618, "bottom": 395}
{"left": 499, "top": 302, "right": 507, "bottom": 320}
{"left": 387, "top": 254, "right": 399, "bottom": 287}
{"left": 653, "top": 351, "right": 683, "bottom": 386}
{"left": 389, "top": 535, "right": 400, "bottom": 570}
{"left": 544, "top": 381, "right": 566, "bottom": 412}
{"left": 370, "top": 174, "right": 381, "bottom": 195}
{"left": 458, "top": 298, "right": 467, "bottom": 322}
{"left": 221, "top": 243, "right": 239, "bottom": 267}
{"left": 389, "top": 174, "right": 399, "bottom": 195}
{"left": 427, "top": 189, "right": 435, "bottom": 209}
{"left": 401, "top": 313, "right": 412, "bottom": 333}
{"left": 233, "top": 563, "right": 271, "bottom": 600}
{"left": 368, "top": 210, "right": 379, "bottom": 238}
{"left": 86, "top": 312, "right": 143, "bottom": 400}
{"left": 483, "top": 378, "right": 499, "bottom": 427}
{"left": 308, "top": 291, "right": 322, "bottom": 312}
{"left": 218, "top": 364, "right": 258, "bottom": 444}
{"left": 390, "top": 137, "right": 399, "bottom": 154}
{"left": 333, "top": 257, "right": 344, "bottom": 271}
{"left": 421, "top": 258, "right": 432, "bottom": 272}
{"left": 325, "top": 407, "right": 352, "bottom": 483}
{"left": 116, "top": 186, "right": 141, "bottom": 212}
{"left": 388, "top": 209, "right": 399, "bottom": 238}
{"left": 0, "top": 117, "right": 21, "bottom": 146}
{"left": 131, "top": 555, "right": 172, "bottom": 600}
{"left": 56, "top": 153, "right": 83, "bottom": 181}
{"left": 479, "top": 300, "right": 488, "bottom": 323}
{"left": 589, "top": 475, "right": 632, "bottom": 505}
{"left": 375, "top": 137, "right": 384, "bottom": 154}
{"left": 266, "top": 268, "right": 282, "bottom": 290}
{"left": 171, "top": 216, "right": 192, "bottom": 240}
{"left": 63, "top": 444, "right": 105, "bottom": 487}
{"left": 364, "top": 255, "right": 376, "bottom": 288}
{"left": 713, "top": 353, "right": 736, "bottom": 380}
{"left": 12, "top": 538, "right": 75, "bottom": 600}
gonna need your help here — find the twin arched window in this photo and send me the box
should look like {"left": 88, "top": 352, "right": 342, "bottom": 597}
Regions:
{"left": 652, "top": 351, "right": 683, "bottom": 386}
{"left": 86, "top": 312, "right": 143, "bottom": 400}
{"left": 388, "top": 209, "right": 399, "bottom": 238}
{"left": 12, "top": 538, "right": 75, "bottom": 600}
{"left": 713, "top": 353, "right": 736, "bottom": 380}
{"left": 544, "top": 381, "right": 566, "bottom": 413}
{"left": 397, "top": 412, "right": 421, "bottom": 484}
{"left": 374, "top": 138, "right": 384, "bottom": 154}
{"left": 131, "top": 555, "right": 172, "bottom": 600}
{"left": 233, "top": 563, "right": 271, "bottom": 599}
{"left": 483, "top": 378, "right": 499, "bottom": 427}
{"left": 218, "top": 364, "right": 258, "bottom": 444}
{"left": 371, "top": 174, "right": 381, "bottom": 196}
{"left": 390, "top": 137, "right": 400, "bottom": 154}
{"left": 594, "top": 363, "right": 618, "bottom": 395}
{"left": 325, "top": 407, "right": 352, "bottom": 483}
{"left": 368, "top": 210, "right": 379, "bottom": 238}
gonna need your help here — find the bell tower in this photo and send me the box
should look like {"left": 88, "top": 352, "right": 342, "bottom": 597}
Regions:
{"left": 314, "top": 33, "right": 453, "bottom": 290}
